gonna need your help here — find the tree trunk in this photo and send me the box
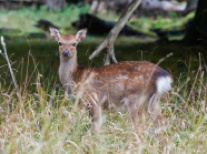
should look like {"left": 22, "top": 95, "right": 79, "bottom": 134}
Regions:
{"left": 89, "top": 0, "right": 143, "bottom": 65}
{"left": 184, "top": 0, "right": 207, "bottom": 44}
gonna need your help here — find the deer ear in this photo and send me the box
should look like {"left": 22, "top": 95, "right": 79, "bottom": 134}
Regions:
{"left": 49, "top": 27, "right": 61, "bottom": 41}
{"left": 76, "top": 29, "right": 87, "bottom": 42}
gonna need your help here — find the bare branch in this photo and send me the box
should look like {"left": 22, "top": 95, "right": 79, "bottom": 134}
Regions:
{"left": 0, "top": 49, "right": 6, "bottom": 59}
{"left": 89, "top": 0, "right": 143, "bottom": 65}
{"left": 1, "top": 36, "right": 22, "bottom": 103}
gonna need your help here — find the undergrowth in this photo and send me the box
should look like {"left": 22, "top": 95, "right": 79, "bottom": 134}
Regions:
{"left": 0, "top": 5, "right": 194, "bottom": 40}
{"left": 0, "top": 4, "right": 90, "bottom": 35}
{"left": 0, "top": 41, "right": 206, "bottom": 153}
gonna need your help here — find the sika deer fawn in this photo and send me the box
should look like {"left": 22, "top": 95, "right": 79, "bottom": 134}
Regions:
{"left": 50, "top": 28, "right": 173, "bottom": 132}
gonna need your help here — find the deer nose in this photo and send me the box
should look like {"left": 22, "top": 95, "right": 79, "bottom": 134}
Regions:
{"left": 62, "top": 50, "right": 70, "bottom": 56}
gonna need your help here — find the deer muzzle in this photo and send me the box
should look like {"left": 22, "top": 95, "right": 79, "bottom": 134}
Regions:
{"left": 62, "top": 49, "right": 70, "bottom": 57}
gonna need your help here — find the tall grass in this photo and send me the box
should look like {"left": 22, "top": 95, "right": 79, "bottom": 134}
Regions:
{"left": 0, "top": 44, "right": 206, "bottom": 153}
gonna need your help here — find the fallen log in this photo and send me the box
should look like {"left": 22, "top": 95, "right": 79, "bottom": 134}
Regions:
{"left": 35, "top": 19, "right": 60, "bottom": 31}
{"left": 72, "top": 13, "right": 145, "bottom": 37}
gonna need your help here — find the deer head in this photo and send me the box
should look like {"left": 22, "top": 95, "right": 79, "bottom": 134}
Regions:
{"left": 49, "top": 27, "right": 87, "bottom": 59}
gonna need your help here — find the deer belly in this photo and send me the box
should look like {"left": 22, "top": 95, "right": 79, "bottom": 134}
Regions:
{"left": 90, "top": 83, "right": 129, "bottom": 111}
{"left": 98, "top": 93, "right": 128, "bottom": 112}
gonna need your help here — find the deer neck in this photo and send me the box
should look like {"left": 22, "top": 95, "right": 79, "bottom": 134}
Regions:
{"left": 59, "top": 53, "right": 78, "bottom": 87}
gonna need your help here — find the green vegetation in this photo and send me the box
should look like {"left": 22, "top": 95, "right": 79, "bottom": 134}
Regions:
{"left": 0, "top": 4, "right": 90, "bottom": 36}
{"left": 0, "top": 5, "right": 194, "bottom": 40}
{"left": 128, "top": 12, "right": 194, "bottom": 37}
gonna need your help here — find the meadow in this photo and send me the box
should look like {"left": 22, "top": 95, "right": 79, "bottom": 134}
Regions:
{"left": 0, "top": 5, "right": 206, "bottom": 153}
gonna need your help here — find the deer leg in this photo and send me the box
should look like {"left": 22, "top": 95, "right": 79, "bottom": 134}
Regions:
{"left": 146, "top": 94, "right": 165, "bottom": 127}
{"left": 87, "top": 93, "right": 102, "bottom": 132}
{"left": 127, "top": 95, "right": 147, "bottom": 130}
{"left": 127, "top": 101, "right": 138, "bottom": 130}
{"left": 64, "top": 85, "right": 75, "bottom": 102}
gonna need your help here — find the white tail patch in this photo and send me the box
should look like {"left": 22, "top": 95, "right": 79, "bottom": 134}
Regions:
{"left": 156, "top": 76, "right": 172, "bottom": 94}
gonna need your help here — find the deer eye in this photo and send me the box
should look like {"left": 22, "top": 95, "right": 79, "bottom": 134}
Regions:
{"left": 58, "top": 42, "right": 62, "bottom": 46}
{"left": 72, "top": 43, "right": 76, "bottom": 46}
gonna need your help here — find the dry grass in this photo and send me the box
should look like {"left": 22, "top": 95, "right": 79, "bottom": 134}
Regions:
{"left": 0, "top": 48, "right": 206, "bottom": 153}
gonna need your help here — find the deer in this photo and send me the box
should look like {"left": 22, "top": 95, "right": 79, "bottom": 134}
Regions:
{"left": 49, "top": 27, "right": 173, "bottom": 132}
